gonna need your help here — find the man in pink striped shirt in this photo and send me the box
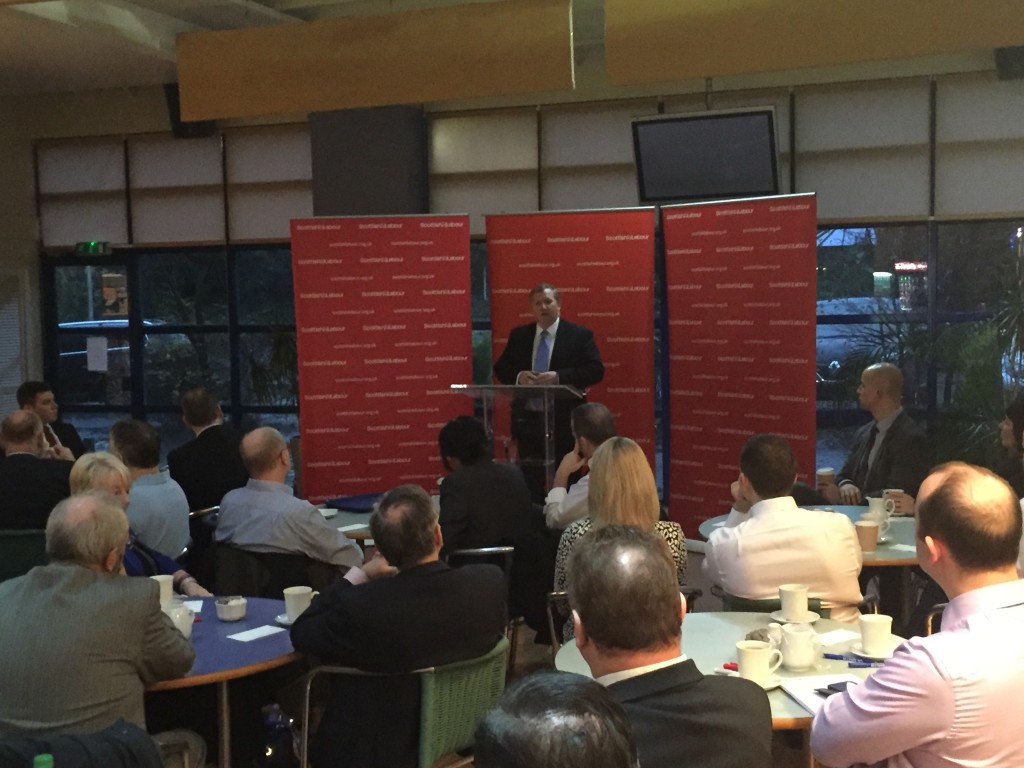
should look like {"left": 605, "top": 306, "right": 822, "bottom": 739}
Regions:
{"left": 811, "top": 462, "right": 1024, "bottom": 768}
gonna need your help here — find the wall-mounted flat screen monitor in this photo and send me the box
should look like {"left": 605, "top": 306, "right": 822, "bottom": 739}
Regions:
{"left": 632, "top": 108, "right": 779, "bottom": 204}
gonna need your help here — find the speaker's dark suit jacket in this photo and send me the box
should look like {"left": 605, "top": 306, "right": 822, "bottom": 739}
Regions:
{"left": 166, "top": 424, "right": 249, "bottom": 511}
{"left": 0, "top": 454, "right": 72, "bottom": 529}
{"left": 493, "top": 319, "right": 604, "bottom": 458}
{"left": 608, "top": 659, "right": 773, "bottom": 768}
{"left": 290, "top": 560, "right": 506, "bottom": 768}
{"left": 837, "top": 410, "right": 930, "bottom": 499}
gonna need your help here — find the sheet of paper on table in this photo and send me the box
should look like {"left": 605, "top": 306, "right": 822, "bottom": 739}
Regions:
{"left": 183, "top": 600, "right": 203, "bottom": 613}
{"left": 889, "top": 544, "right": 917, "bottom": 552}
{"left": 817, "top": 628, "right": 859, "bottom": 646}
{"left": 338, "top": 523, "right": 368, "bottom": 533}
{"left": 228, "top": 626, "right": 287, "bottom": 642}
{"left": 781, "top": 674, "right": 862, "bottom": 715}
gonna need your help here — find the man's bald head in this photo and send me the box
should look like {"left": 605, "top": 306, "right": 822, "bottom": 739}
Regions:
{"left": 46, "top": 491, "right": 129, "bottom": 568}
{"left": 1, "top": 410, "right": 44, "bottom": 453}
{"left": 240, "top": 427, "right": 289, "bottom": 479}
{"left": 863, "top": 363, "right": 904, "bottom": 401}
{"left": 916, "top": 462, "right": 1021, "bottom": 572}
{"left": 567, "top": 525, "right": 682, "bottom": 653}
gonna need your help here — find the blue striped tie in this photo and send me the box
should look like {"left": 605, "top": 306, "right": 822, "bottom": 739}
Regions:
{"left": 534, "top": 330, "right": 551, "bottom": 372}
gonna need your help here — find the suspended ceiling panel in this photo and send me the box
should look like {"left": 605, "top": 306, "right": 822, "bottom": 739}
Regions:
{"left": 605, "top": 0, "right": 1024, "bottom": 86}
{"left": 176, "top": 0, "right": 574, "bottom": 120}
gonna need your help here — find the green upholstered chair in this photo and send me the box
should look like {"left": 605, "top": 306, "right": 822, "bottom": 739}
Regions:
{"left": 300, "top": 636, "right": 509, "bottom": 768}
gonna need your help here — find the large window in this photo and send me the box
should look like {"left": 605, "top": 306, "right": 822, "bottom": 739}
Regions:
{"left": 42, "top": 247, "right": 297, "bottom": 461}
{"left": 816, "top": 220, "right": 1024, "bottom": 471}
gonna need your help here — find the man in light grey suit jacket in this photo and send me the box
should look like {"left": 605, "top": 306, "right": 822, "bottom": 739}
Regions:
{"left": 0, "top": 492, "right": 197, "bottom": 761}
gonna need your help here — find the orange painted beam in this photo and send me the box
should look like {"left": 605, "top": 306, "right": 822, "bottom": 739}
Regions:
{"left": 176, "top": 0, "right": 573, "bottom": 121}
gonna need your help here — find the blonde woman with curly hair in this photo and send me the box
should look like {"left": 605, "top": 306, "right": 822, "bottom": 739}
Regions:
{"left": 553, "top": 437, "right": 687, "bottom": 636}
{"left": 70, "top": 452, "right": 210, "bottom": 597}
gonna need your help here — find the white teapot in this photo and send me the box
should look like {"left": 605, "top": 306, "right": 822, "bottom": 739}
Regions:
{"left": 163, "top": 598, "right": 195, "bottom": 640}
{"left": 779, "top": 622, "right": 821, "bottom": 671}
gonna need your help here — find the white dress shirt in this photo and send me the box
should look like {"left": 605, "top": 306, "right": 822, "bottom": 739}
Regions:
{"left": 702, "top": 496, "right": 863, "bottom": 622}
{"left": 543, "top": 473, "right": 589, "bottom": 529}
{"left": 811, "top": 578, "right": 1024, "bottom": 768}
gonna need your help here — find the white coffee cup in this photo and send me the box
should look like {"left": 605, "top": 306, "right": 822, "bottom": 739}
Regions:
{"left": 780, "top": 623, "right": 821, "bottom": 671}
{"left": 778, "top": 583, "right": 809, "bottom": 621}
{"left": 284, "top": 586, "right": 317, "bottom": 622}
{"left": 151, "top": 574, "right": 174, "bottom": 607}
{"left": 855, "top": 520, "right": 880, "bottom": 552}
{"left": 860, "top": 614, "right": 894, "bottom": 657}
{"left": 736, "top": 640, "right": 783, "bottom": 686}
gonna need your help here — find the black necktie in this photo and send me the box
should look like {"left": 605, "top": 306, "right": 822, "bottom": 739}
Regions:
{"left": 858, "top": 425, "right": 879, "bottom": 487}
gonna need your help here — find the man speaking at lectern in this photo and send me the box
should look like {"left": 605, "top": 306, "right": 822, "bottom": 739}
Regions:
{"left": 493, "top": 283, "right": 604, "bottom": 500}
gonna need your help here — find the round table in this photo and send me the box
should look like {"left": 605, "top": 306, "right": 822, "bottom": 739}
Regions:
{"left": 555, "top": 611, "right": 896, "bottom": 730}
{"left": 698, "top": 507, "right": 919, "bottom": 623}
{"left": 148, "top": 596, "right": 300, "bottom": 768}
{"left": 323, "top": 508, "right": 373, "bottom": 542}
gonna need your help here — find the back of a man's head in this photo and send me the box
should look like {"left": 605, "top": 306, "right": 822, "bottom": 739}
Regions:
{"left": 917, "top": 462, "right": 1022, "bottom": 572}
{"left": 571, "top": 402, "right": 617, "bottom": 447}
{"left": 567, "top": 525, "right": 681, "bottom": 653}
{"left": 739, "top": 433, "right": 797, "bottom": 499}
{"left": 240, "top": 427, "right": 287, "bottom": 478}
{"left": 474, "top": 670, "right": 638, "bottom": 768}
{"left": 15, "top": 381, "right": 51, "bottom": 409}
{"left": 181, "top": 387, "right": 221, "bottom": 428}
{"left": 438, "top": 416, "right": 489, "bottom": 466}
{"left": 370, "top": 484, "right": 437, "bottom": 570}
{"left": 2, "top": 409, "right": 42, "bottom": 447}
{"left": 109, "top": 419, "right": 161, "bottom": 469}
{"left": 46, "top": 492, "right": 129, "bottom": 567}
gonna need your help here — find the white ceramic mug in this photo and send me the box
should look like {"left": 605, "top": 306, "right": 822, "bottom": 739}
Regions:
{"left": 284, "top": 586, "right": 318, "bottom": 622}
{"left": 855, "top": 520, "right": 880, "bottom": 552}
{"left": 778, "top": 583, "right": 809, "bottom": 621}
{"left": 151, "top": 574, "right": 174, "bottom": 607}
{"left": 780, "top": 623, "right": 821, "bottom": 671}
{"left": 736, "top": 640, "right": 783, "bottom": 686}
{"left": 860, "top": 613, "right": 894, "bottom": 657}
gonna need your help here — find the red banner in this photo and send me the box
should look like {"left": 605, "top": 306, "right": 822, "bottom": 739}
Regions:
{"left": 663, "top": 194, "right": 817, "bottom": 537}
{"left": 290, "top": 215, "right": 473, "bottom": 502}
{"left": 486, "top": 210, "right": 657, "bottom": 466}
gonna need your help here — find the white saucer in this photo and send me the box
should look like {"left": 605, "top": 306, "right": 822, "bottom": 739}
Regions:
{"left": 849, "top": 642, "right": 896, "bottom": 661}
{"left": 770, "top": 610, "right": 820, "bottom": 624}
{"left": 319, "top": 508, "right": 338, "bottom": 519}
{"left": 713, "top": 668, "right": 781, "bottom": 690}
{"left": 761, "top": 675, "right": 782, "bottom": 691}
{"left": 275, "top": 613, "right": 295, "bottom": 627}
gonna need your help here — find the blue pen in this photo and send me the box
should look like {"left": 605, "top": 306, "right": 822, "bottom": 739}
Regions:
{"left": 848, "top": 661, "right": 884, "bottom": 669}
{"left": 823, "top": 652, "right": 854, "bottom": 661}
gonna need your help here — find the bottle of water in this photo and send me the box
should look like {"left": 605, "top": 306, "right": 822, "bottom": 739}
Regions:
{"left": 256, "top": 703, "right": 298, "bottom": 768}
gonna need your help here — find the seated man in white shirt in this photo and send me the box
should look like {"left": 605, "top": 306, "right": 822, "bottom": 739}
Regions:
{"left": 215, "top": 427, "right": 363, "bottom": 570}
{"left": 702, "top": 433, "right": 863, "bottom": 622}
{"left": 812, "top": 462, "right": 1024, "bottom": 768}
{"left": 543, "top": 402, "right": 616, "bottom": 530}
